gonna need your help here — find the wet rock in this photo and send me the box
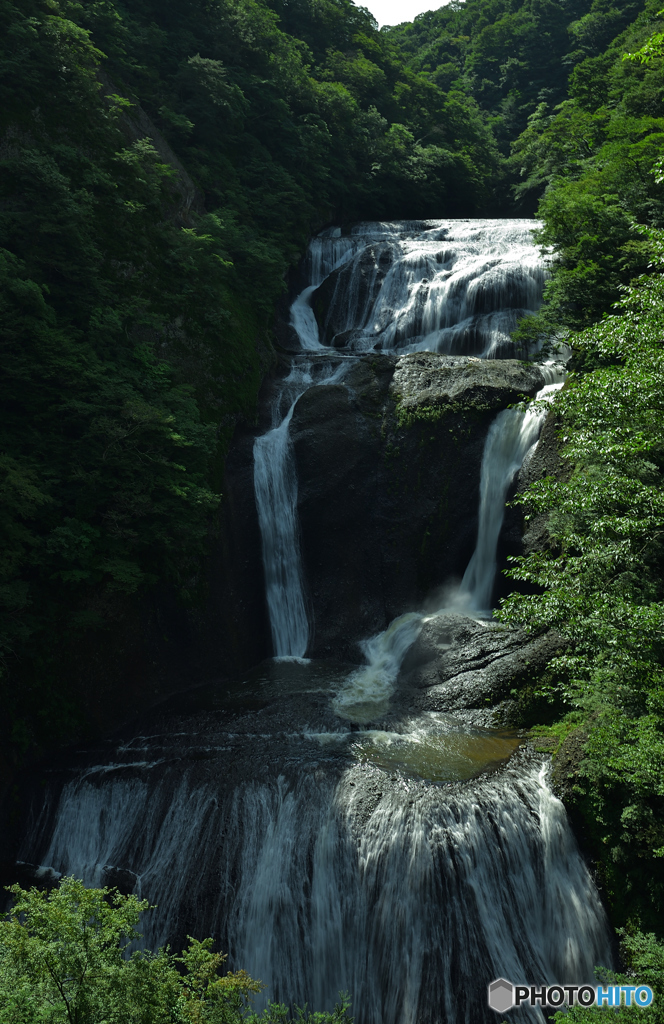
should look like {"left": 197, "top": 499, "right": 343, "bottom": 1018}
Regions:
{"left": 272, "top": 313, "right": 302, "bottom": 353}
{"left": 1, "top": 861, "right": 61, "bottom": 892}
{"left": 102, "top": 865, "right": 139, "bottom": 895}
{"left": 291, "top": 377, "right": 387, "bottom": 659}
{"left": 399, "top": 614, "right": 565, "bottom": 713}
{"left": 392, "top": 352, "right": 545, "bottom": 415}
{"left": 290, "top": 353, "right": 546, "bottom": 660}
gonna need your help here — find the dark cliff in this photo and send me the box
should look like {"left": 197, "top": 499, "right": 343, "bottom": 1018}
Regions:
{"left": 290, "top": 352, "right": 545, "bottom": 660}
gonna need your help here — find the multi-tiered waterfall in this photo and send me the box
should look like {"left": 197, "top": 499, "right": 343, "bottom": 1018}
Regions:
{"left": 14, "top": 220, "right": 611, "bottom": 1024}
{"left": 255, "top": 219, "right": 561, "bottom": 647}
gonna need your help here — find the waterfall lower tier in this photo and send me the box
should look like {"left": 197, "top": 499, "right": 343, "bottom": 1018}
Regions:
{"left": 19, "top": 741, "right": 611, "bottom": 1024}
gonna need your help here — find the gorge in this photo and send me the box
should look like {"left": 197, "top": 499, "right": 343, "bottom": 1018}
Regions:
{"left": 10, "top": 220, "right": 615, "bottom": 1022}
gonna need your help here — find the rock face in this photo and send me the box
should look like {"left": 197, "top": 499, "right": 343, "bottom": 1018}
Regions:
{"left": 393, "top": 352, "right": 545, "bottom": 415}
{"left": 290, "top": 352, "right": 545, "bottom": 660}
{"left": 397, "top": 613, "right": 565, "bottom": 718}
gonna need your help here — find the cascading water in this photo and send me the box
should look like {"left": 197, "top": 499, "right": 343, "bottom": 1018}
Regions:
{"left": 254, "top": 364, "right": 314, "bottom": 658}
{"left": 13, "top": 220, "right": 613, "bottom": 1024}
{"left": 314, "top": 219, "right": 547, "bottom": 356}
{"left": 253, "top": 357, "right": 350, "bottom": 657}
{"left": 458, "top": 375, "right": 564, "bottom": 613}
{"left": 18, "top": 725, "right": 611, "bottom": 1024}
{"left": 288, "top": 230, "right": 358, "bottom": 351}
{"left": 253, "top": 232, "right": 360, "bottom": 657}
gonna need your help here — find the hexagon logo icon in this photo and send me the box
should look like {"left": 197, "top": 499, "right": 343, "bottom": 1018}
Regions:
{"left": 488, "top": 978, "right": 514, "bottom": 1013}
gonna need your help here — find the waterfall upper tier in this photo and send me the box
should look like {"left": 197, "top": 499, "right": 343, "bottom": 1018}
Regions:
{"left": 264, "top": 218, "right": 559, "bottom": 663}
{"left": 299, "top": 219, "right": 546, "bottom": 357}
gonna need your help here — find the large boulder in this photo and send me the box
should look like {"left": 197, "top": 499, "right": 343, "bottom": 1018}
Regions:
{"left": 398, "top": 613, "right": 565, "bottom": 713}
{"left": 392, "top": 351, "right": 545, "bottom": 414}
{"left": 290, "top": 352, "right": 545, "bottom": 660}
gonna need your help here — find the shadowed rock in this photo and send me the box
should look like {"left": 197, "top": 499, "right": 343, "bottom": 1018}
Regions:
{"left": 289, "top": 353, "right": 545, "bottom": 660}
{"left": 398, "top": 614, "right": 565, "bottom": 713}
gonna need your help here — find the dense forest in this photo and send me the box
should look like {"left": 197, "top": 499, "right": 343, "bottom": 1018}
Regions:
{"left": 0, "top": 0, "right": 508, "bottom": 761}
{"left": 3, "top": 0, "right": 664, "bottom": 1014}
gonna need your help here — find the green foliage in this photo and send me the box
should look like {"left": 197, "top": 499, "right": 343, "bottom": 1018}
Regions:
{"left": 385, "top": 0, "right": 617, "bottom": 158}
{"left": 508, "top": 0, "right": 664, "bottom": 338}
{"left": 547, "top": 929, "right": 664, "bottom": 1021}
{"left": 0, "top": 878, "right": 354, "bottom": 1024}
{"left": 0, "top": 0, "right": 511, "bottom": 752}
{"left": 499, "top": 230, "right": 664, "bottom": 930}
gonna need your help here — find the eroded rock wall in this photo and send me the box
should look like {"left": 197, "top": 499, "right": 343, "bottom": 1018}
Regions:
{"left": 290, "top": 352, "right": 545, "bottom": 660}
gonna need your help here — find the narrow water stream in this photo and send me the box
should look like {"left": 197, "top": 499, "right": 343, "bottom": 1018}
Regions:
{"left": 15, "top": 220, "right": 612, "bottom": 1024}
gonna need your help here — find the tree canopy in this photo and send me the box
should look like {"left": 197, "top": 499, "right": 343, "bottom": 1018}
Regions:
{"left": 0, "top": 877, "right": 354, "bottom": 1023}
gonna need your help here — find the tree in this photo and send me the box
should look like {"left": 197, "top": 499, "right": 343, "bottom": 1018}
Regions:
{"left": 499, "top": 227, "right": 664, "bottom": 929}
{"left": 0, "top": 877, "right": 354, "bottom": 1024}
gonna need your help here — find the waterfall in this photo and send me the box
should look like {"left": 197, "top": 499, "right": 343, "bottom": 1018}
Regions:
{"left": 254, "top": 359, "right": 349, "bottom": 657}
{"left": 314, "top": 219, "right": 547, "bottom": 356}
{"left": 289, "top": 285, "right": 323, "bottom": 351}
{"left": 458, "top": 377, "right": 564, "bottom": 613}
{"left": 253, "top": 364, "right": 313, "bottom": 658}
{"left": 254, "top": 228, "right": 366, "bottom": 655}
{"left": 12, "top": 221, "right": 611, "bottom": 1024}
{"left": 254, "top": 402, "right": 309, "bottom": 658}
{"left": 19, "top": 754, "right": 612, "bottom": 1024}
{"left": 329, "top": 365, "right": 567, "bottom": 722}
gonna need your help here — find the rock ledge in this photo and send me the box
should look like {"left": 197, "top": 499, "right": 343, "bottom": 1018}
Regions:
{"left": 392, "top": 352, "right": 545, "bottom": 415}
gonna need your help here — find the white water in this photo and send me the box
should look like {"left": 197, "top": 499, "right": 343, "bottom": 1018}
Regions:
{"left": 21, "top": 757, "right": 611, "bottom": 1024}
{"left": 458, "top": 376, "right": 564, "bottom": 613}
{"left": 332, "top": 612, "right": 424, "bottom": 722}
{"left": 254, "top": 360, "right": 350, "bottom": 657}
{"left": 289, "top": 285, "right": 323, "bottom": 351}
{"left": 12, "top": 220, "right": 611, "bottom": 1024}
{"left": 287, "top": 229, "right": 358, "bottom": 351}
{"left": 315, "top": 219, "right": 548, "bottom": 357}
{"left": 254, "top": 403, "right": 310, "bottom": 658}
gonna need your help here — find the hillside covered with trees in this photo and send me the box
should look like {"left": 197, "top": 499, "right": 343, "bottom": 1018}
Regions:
{"left": 0, "top": 0, "right": 507, "bottom": 757}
